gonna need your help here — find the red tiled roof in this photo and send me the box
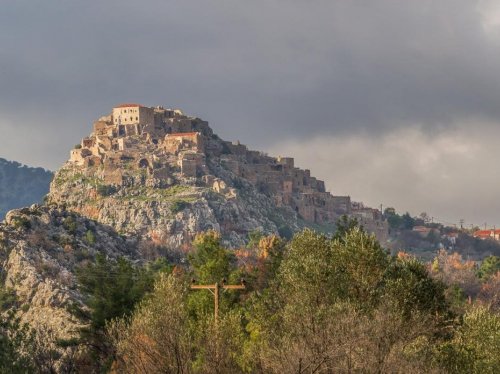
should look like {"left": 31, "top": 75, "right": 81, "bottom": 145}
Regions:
{"left": 413, "top": 226, "right": 431, "bottom": 232}
{"left": 474, "top": 229, "right": 500, "bottom": 237}
{"left": 114, "top": 103, "right": 144, "bottom": 108}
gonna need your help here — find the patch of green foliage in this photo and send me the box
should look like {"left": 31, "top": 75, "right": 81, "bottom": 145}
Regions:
{"left": 62, "top": 216, "right": 77, "bottom": 234}
{"left": 116, "top": 185, "right": 196, "bottom": 204}
{"left": 10, "top": 216, "right": 31, "bottom": 230}
{"left": 171, "top": 199, "right": 190, "bottom": 213}
{"left": 84, "top": 230, "right": 96, "bottom": 245}
{"left": 384, "top": 208, "right": 417, "bottom": 230}
{"left": 187, "top": 231, "right": 243, "bottom": 320}
{"left": 0, "top": 287, "right": 17, "bottom": 311}
{"left": 69, "top": 254, "right": 172, "bottom": 370}
{"left": 4, "top": 218, "right": 500, "bottom": 372}
{"left": 0, "top": 317, "right": 35, "bottom": 373}
{"left": 478, "top": 255, "right": 500, "bottom": 280}
{"left": 247, "top": 229, "right": 264, "bottom": 248}
{"left": 277, "top": 225, "right": 294, "bottom": 240}
{"left": 96, "top": 184, "right": 117, "bottom": 197}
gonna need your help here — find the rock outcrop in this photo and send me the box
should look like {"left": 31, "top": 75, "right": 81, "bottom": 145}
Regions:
{"left": 0, "top": 204, "right": 139, "bottom": 365}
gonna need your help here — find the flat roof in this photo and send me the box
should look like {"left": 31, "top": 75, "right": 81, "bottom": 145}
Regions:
{"left": 114, "top": 103, "right": 144, "bottom": 108}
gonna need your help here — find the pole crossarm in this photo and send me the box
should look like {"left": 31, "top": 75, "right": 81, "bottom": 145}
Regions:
{"left": 190, "top": 280, "right": 246, "bottom": 322}
{"left": 221, "top": 285, "right": 245, "bottom": 290}
{"left": 190, "top": 285, "right": 216, "bottom": 289}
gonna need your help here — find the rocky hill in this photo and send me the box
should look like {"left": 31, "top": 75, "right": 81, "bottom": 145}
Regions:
{"left": 0, "top": 158, "right": 53, "bottom": 219}
{"left": 0, "top": 103, "right": 389, "bottom": 366}
{"left": 46, "top": 104, "right": 388, "bottom": 248}
{"left": 0, "top": 204, "right": 139, "bottom": 365}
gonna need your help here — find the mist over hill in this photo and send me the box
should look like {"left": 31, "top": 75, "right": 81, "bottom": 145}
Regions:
{"left": 0, "top": 158, "right": 53, "bottom": 219}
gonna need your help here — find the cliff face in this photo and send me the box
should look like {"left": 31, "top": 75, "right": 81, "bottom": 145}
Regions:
{"left": 0, "top": 158, "right": 53, "bottom": 219}
{"left": 46, "top": 104, "right": 387, "bottom": 247}
{"left": 0, "top": 204, "right": 138, "bottom": 363}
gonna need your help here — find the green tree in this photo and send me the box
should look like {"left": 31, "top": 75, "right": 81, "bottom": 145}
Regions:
{"left": 383, "top": 257, "right": 449, "bottom": 320}
{"left": 333, "top": 214, "right": 360, "bottom": 241}
{"left": 246, "top": 228, "right": 450, "bottom": 373}
{"left": 84, "top": 229, "right": 96, "bottom": 245}
{"left": 0, "top": 320, "right": 35, "bottom": 373}
{"left": 402, "top": 212, "right": 416, "bottom": 230}
{"left": 110, "top": 274, "right": 247, "bottom": 373}
{"left": 384, "top": 207, "right": 403, "bottom": 229}
{"left": 478, "top": 255, "right": 500, "bottom": 280}
{"left": 436, "top": 306, "right": 500, "bottom": 373}
{"left": 73, "top": 254, "right": 171, "bottom": 370}
{"left": 247, "top": 229, "right": 264, "bottom": 249}
{"left": 109, "top": 274, "right": 192, "bottom": 373}
{"left": 187, "top": 231, "right": 243, "bottom": 319}
{"left": 188, "top": 231, "right": 235, "bottom": 284}
{"left": 333, "top": 228, "right": 389, "bottom": 307}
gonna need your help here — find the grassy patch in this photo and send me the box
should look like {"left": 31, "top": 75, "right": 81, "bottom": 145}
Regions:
{"left": 116, "top": 185, "right": 197, "bottom": 203}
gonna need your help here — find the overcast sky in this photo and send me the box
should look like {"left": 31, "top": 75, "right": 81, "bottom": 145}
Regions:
{"left": 2, "top": 0, "right": 500, "bottom": 228}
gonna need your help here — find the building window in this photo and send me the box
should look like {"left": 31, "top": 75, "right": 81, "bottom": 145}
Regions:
{"left": 130, "top": 116, "right": 133, "bottom": 121}
{"left": 136, "top": 117, "right": 138, "bottom": 120}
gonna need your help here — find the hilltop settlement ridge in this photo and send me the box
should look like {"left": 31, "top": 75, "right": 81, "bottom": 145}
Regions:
{"left": 49, "top": 103, "right": 388, "bottom": 247}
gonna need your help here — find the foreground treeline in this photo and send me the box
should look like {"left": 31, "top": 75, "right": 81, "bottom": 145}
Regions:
{"left": 2, "top": 222, "right": 500, "bottom": 373}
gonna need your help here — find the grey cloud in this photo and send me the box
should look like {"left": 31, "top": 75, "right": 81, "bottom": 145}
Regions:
{"left": 2, "top": 2, "right": 499, "bottom": 129}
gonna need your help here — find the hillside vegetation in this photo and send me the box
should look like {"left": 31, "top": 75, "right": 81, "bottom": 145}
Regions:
{"left": 0, "top": 158, "right": 53, "bottom": 219}
{"left": 2, "top": 221, "right": 500, "bottom": 373}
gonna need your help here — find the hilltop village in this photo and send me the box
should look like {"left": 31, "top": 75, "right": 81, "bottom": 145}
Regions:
{"left": 66, "top": 103, "right": 388, "bottom": 242}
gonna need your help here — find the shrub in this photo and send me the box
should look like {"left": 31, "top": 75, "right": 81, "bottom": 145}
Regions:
{"left": 96, "top": 184, "right": 117, "bottom": 197}
{"left": 74, "top": 248, "right": 92, "bottom": 262}
{"left": 63, "top": 216, "right": 77, "bottom": 234}
{"left": 11, "top": 216, "right": 31, "bottom": 230}
{"left": 232, "top": 178, "right": 244, "bottom": 189}
{"left": 85, "top": 230, "right": 96, "bottom": 245}
{"left": 0, "top": 286, "right": 17, "bottom": 311}
{"left": 39, "top": 262, "right": 59, "bottom": 278}
{"left": 278, "top": 225, "right": 294, "bottom": 240}
{"left": 171, "top": 200, "right": 189, "bottom": 214}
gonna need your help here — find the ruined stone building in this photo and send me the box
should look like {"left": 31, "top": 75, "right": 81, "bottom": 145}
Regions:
{"left": 67, "top": 103, "right": 388, "bottom": 236}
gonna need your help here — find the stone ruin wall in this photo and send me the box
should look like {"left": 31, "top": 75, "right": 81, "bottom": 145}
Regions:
{"left": 68, "top": 105, "right": 212, "bottom": 185}
{"left": 216, "top": 141, "right": 353, "bottom": 225}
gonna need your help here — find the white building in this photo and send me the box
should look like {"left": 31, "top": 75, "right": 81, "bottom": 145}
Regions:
{"left": 112, "top": 103, "right": 154, "bottom": 127}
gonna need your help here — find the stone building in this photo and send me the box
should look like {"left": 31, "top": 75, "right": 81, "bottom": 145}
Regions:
{"left": 179, "top": 152, "right": 205, "bottom": 178}
{"left": 112, "top": 104, "right": 154, "bottom": 126}
{"left": 164, "top": 132, "right": 204, "bottom": 154}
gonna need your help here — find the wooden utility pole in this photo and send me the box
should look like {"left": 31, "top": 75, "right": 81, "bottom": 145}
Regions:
{"left": 190, "top": 279, "right": 246, "bottom": 322}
